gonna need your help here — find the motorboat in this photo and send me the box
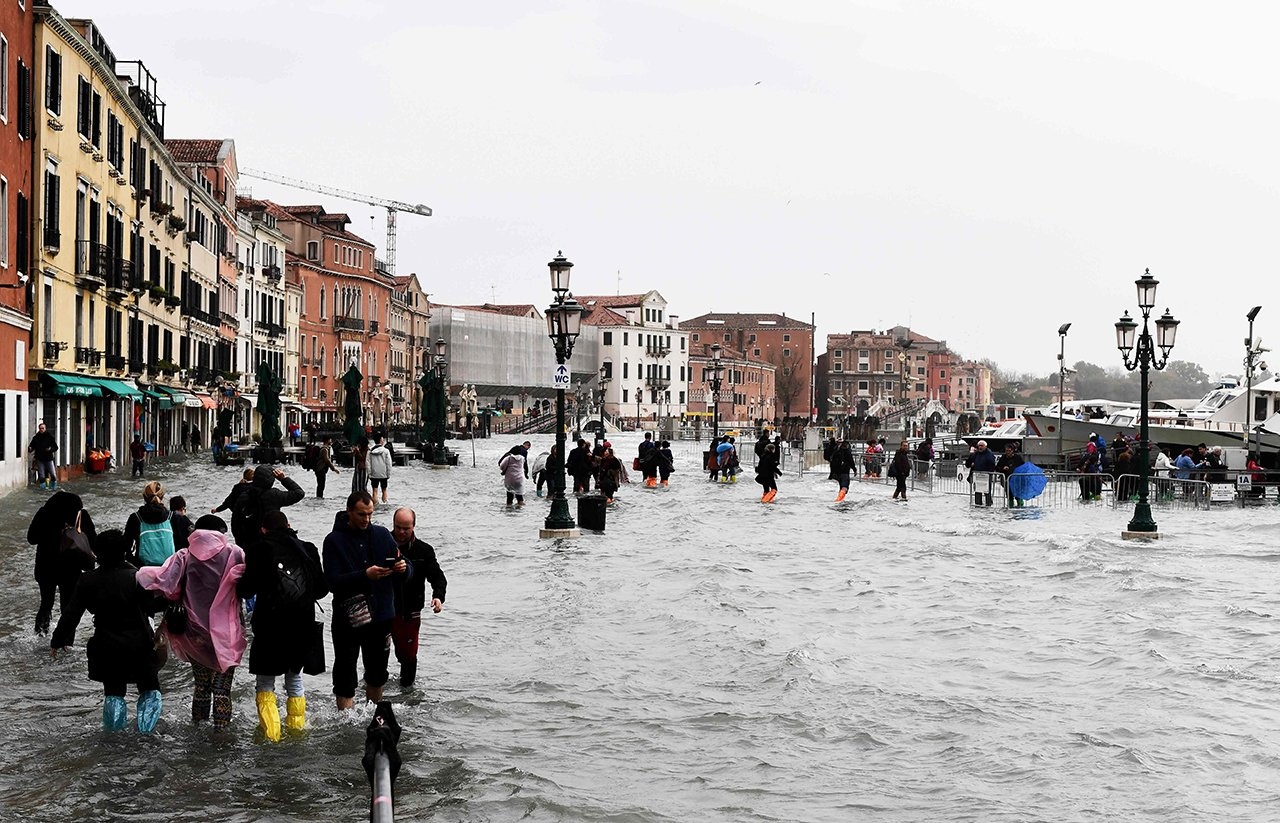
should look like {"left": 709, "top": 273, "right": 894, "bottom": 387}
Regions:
{"left": 1023, "top": 378, "right": 1280, "bottom": 457}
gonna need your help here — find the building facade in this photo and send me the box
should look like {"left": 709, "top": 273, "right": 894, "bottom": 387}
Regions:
{"left": 0, "top": 0, "right": 35, "bottom": 489}
{"left": 580, "top": 291, "right": 688, "bottom": 425}
{"left": 681, "top": 312, "right": 814, "bottom": 421}
{"left": 687, "top": 341, "right": 776, "bottom": 429}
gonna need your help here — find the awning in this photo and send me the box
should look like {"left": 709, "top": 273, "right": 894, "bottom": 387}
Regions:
{"left": 156, "top": 386, "right": 191, "bottom": 408}
{"left": 140, "top": 387, "right": 169, "bottom": 404}
{"left": 97, "top": 378, "right": 144, "bottom": 400}
{"left": 40, "top": 372, "right": 104, "bottom": 397}
{"left": 193, "top": 392, "right": 217, "bottom": 409}
{"left": 184, "top": 395, "right": 206, "bottom": 409}
{"left": 239, "top": 393, "right": 258, "bottom": 407}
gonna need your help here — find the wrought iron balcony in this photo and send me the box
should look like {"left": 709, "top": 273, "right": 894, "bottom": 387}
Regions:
{"left": 368, "top": 320, "right": 380, "bottom": 336}
{"left": 263, "top": 264, "right": 282, "bottom": 282}
{"left": 106, "top": 258, "right": 134, "bottom": 299}
{"left": 105, "top": 353, "right": 126, "bottom": 371}
{"left": 646, "top": 342, "right": 671, "bottom": 358}
{"left": 75, "top": 347, "right": 101, "bottom": 368}
{"left": 334, "top": 315, "right": 365, "bottom": 333}
{"left": 389, "top": 328, "right": 407, "bottom": 341}
{"left": 644, "top": 375, "right": 671, "bottom": 389}
{"left": 43, "top": 341, "right": 67, "bottom": 363}
{"left": 255, "top": 320, "right": 285, "bottom": 338}
{"left": 127, "top": 357, "right": 145, "bottom": 376}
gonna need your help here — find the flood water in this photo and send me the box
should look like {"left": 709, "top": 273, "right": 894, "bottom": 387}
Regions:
{"left": 1, "top": 433, "right": 1278, "bottom": 822}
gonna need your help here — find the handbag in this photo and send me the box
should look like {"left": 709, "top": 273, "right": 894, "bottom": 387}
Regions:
{"left": 342, "top": 594, "right": 372, "bottom": 628}
{"left": 164, "top": 565, "right": 189, "bottom": 635}
{"left": 632, "top": 457, "right": 641, "bottom": 471}
{"left": 303, "top": 619, "right": 326, "bottom": 675}
{"left": 152, "top": 623, "right": 170, "bottom": 668}
{"left": 59, "top": 511, "right": 96, "bottom": 569}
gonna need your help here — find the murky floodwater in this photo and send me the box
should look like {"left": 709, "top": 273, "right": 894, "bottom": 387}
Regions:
{"left": 0, "top": 433, "right": 1278, "bottom": 822}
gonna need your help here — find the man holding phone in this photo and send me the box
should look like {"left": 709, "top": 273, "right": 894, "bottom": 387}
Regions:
{"left": 322, "top": 491, "right": 413, "bottom": 709}
{"left": 390, "top": 507, "right": 447, "bottom": 689}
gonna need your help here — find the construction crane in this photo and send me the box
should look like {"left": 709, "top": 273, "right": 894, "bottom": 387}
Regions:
{"left": 239, "top": 168, "right": 432, "bottom": 275}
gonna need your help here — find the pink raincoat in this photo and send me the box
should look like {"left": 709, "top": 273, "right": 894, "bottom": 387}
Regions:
{"left": 137, "top": 529, "right": 246, "bottom": 672}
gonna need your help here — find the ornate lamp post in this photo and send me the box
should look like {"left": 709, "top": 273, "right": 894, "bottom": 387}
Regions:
{"left": 708, "top": 343, "right": 724, "bottom": 443}
{"left": 1057, "top": 322, "right": 1071, "bottom": 465}
{"left": 572, "top": 379, "right": 586, "bottom": 439}
{"left": 1245, "top": 306, "right": 1266, "bottom": 458}
{"left": 1116, "top": 268, "right": 1180, "bottom": 539}
{"left": 596, "top": 364, "right": 610, "bottom": 446}
{"left": 541, "top": 251, "right": 584, "bottom": 538}
{"left": 432, "top": 337, "right": 448, "bottom": 465}
{"left": 897, "top": 336, "right": 914, "bottom": 438}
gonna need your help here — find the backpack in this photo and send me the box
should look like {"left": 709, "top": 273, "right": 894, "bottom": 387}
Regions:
{"left": 268, "top": 540, "right": 326, "bottom": 610}
{"left": 231, "top": 487, "right": 262, "bottom": 544}
{"left": 137, "top": 514, "right": 175, "bottom": 566}
{"left": 301, "top": 444, "right": 319, "bottom": 471}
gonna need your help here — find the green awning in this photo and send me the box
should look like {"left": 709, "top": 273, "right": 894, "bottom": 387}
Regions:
{"left": 155, "top": 386, "right": 190, "bottom": 409}
{"left": 96, "top": 378, "right": 144, "bottom": 400}
{"left": 41, "top": 372, "right": 104, "bottom": 398}
{"left": 139, "top": 387, "right": 177, "bottom": 408}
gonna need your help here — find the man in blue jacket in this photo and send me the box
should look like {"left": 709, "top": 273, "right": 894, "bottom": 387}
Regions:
{"left": 323, "top": 490, "right": 412, "bottom": 709}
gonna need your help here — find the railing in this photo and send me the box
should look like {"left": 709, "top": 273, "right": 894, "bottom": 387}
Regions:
{"left": 127, "top": 357, "right": 144, "bottom": 375}
{"left": 369, "top": 320, "right": 380, "bottom": 335}
{"left": 75, "top": 346, "right": 101, "bottom": 368}
{"left": 105, "top": 353, "right": 126, "bottom": 371}
{"left": 644, "top": 376, "right": 670, "bottom": 389}
{"left": 106, "top": 259, "right": 134, "bottom": 296}
{"left": 255, "top": 320, "right": 285, "bottom": 338}
{"left": 263, "top": 264, "right": 282, "bottom": 281}
{"left": 43, "top": 341, "right": 66, "bottom": 362}
{"left": 334, "top": 315, "right": 365, "bottom": 333}
{"left": 390, "top": 366, "right": 408, "bottom": 379}
{"left": 220, "top": 311, "right": 238, "bottom": 326}
{"left": 390, "top": 328, "right": 407, "bottom": 341}
{"left": 645, "top": 343, "right": 671, "bottom": 358}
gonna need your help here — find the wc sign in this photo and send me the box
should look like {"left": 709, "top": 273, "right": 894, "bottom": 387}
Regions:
{"left": 550, "top": 364, "right": 571, "bottom": 390}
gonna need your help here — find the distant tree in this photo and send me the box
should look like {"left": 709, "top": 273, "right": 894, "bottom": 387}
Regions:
{"left": 1143, "top": 360, "right": 1212, "bottom": 399}
{"left": 770, "top": 348, "right": 805, "bottom": 419}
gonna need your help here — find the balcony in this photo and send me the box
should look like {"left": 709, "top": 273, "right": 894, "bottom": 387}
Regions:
{"left": 645, "top": 375, "right": 671, "bottom": 389}
{"left": 368, "top": 320, "right": 380, "bottom": 336}
{"left": 75, "top": 347, "right": 102, "bottom": 369}
{"left": 106, "top": 259, "right": 135, "bottom": 300}
{"left": 127, "top": 358, "right": 145, "bottom": 376}
{"left": 105, "top": 353, "right": 126, "bottom": 371}
{"left": 43, "top": 227, "right": 60, "bottom": 250}
{"left": 389, "top": 328, "right": 407, "bottom": 341}
{"left": 220, "top": 311, "right": 238, "bottom": 327}
{"left": 43, "top": 341, "right": 67, "bottom": 364}
{"left": 645, "top": 342, "right": 671, "bottom": 358}
{"left": 390, "top": 366, "right": 408, "bottom": 379}
{"left": 255, "top": 320, "right": 285, "bottom": 338}
{"left": 263, "top": 264, "right": 282, "bottom": 282}
{"left": 334, "top": 315, "right": 365, "bottom": 333}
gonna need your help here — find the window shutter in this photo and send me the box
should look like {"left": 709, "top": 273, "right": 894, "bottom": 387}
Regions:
{"left": 16, "top": 61, "right": 30, "bottom": 139}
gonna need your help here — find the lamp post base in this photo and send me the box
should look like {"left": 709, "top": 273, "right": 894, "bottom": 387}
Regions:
{"left": 1121, "top": 530, "right": 1164, "bottom": 541}
{"left": 539, "top": 527, "right": 582, "bottom": 539}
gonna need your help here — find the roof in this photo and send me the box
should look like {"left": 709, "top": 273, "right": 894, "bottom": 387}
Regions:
{"left": 236, "top": 196, "right": 295, "bottom": 222}
{"left": 681, "top": 312, "right": 814, "bottom": 331}
{"left": 165, "top": 139, "right": 225, "bottom": 164}
{"left": 283, "top": 205, "right": 325, "bottom": 216}
{"left": 446, "top": 303, "right": 541, "bottom": 318}
{"left": 577, "top": 294, "right": 650, "bottom": 310}
{"left": 581, "top": 305, "right": 630, "bottom": 326}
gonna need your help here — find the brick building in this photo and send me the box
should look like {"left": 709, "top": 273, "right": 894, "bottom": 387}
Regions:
{"left": 680, "top": 312, "right": 813, "bottom": 421}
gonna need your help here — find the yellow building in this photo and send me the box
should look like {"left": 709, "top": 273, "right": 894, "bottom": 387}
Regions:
{"left": 31, "top": 9, "right": 216, "bottom": 472}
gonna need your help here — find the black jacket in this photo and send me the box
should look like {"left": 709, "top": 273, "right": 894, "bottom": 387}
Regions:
{"left": 28, "top": 491, "right": 97, "bottom": 584}
{"left": 890, "top": 449, "right": 913, "bottom": 478}
{"left": 323, "top": 511, "right": 411, "bottom": 624}
{"left": 396, "top": 537, "right": 447, "bottom": 616}
{"left": 232, "top": 474, "right": 305, "bottom": 548}
{"left": 28, "top": 430, "right": 58, "bottom": 462}
{"left": 51, "top": 559, "right": 159, "bottom": 685}
{"left": 238, "top": 528, "right": 327, "bottom": 675}
{"left": 566, "top": 445, "right": 591, "bottom": 477}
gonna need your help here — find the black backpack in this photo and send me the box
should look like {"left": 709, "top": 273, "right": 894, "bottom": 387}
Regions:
{"left": 301, "top": 444, "right": 319, "bottom": 471}
{"left": 268, "top": 539, "right": 326, "bottom": 609}
{"left": 231, "top": 487, "right": 262, "bottom": 543}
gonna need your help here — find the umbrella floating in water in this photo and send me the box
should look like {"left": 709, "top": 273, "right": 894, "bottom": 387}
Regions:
{"left": 1008, "top": 462, "right": 1047, "bottom": 501}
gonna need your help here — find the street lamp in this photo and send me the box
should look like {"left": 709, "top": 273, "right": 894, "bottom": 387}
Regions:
{"left": 708, "top": 343, "right": 725, "bottom": 445}
{"left": 1245, "top": 306, "right": 1266, "bottom": 458}
{"left": 596, "top": 364, "right": 610, "bottom": 446}
{"left": 542, "top": 251, "right": 584, "bottom": 538}
{"left": 1057, "top": 322, "right": 1071, "bottom": 464}
{"left": 897, "top": 336, "right": 914, "bottom": 437}
{"left": 432, "top": 337, "right": 448, "bottom": 465}
{"left": 1116, "top": 268, "right": 1179, "bottom": 539}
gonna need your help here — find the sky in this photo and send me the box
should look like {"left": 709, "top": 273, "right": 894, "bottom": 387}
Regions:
{"left": 86, "top": 0, "right": 1279, "bottom": 379}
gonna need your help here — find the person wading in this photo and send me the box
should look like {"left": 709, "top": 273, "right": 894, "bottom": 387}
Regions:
{"left": 390, "top": 507, "right": 447, "bottom": 690}
{"left": 323, "top": 491, "right": 412, "bottom": 709}
{"left": 124, "top": 481, "right": 176, "bottom": 567}
{"left": 28, "top": 490, "right": 98, "bottom": 634}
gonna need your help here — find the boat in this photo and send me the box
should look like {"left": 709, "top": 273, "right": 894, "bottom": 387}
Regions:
{"left": 960, "top": 418, "right": 1030, "bottom": 452}
{"left": 1022, "top": 378, "right": 1280, "bottom": 458}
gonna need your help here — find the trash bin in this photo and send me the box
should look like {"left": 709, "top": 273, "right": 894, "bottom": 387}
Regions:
{"left": 578, "top": 495, "right": 607, "bottom": 532}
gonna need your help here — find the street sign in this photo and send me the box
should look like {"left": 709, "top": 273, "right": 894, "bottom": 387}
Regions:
{"left": 550, "top": 364, "right": 571, "bottom": 390}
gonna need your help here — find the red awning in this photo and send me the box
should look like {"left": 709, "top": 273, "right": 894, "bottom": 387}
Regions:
{"left": 194, "top": 392, "right": 217, "bottom": 409}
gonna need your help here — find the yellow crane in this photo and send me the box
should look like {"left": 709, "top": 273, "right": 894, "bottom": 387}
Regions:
{"left": 239, "top": 168, "right": 432, "bottom": 275}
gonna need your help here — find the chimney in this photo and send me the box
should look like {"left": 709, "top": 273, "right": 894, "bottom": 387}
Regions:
{"left": 625, "top": 309, "right": 636, "bottom": 325}
{"left": 668, "top": 314, "right": 678, "bottom": 329}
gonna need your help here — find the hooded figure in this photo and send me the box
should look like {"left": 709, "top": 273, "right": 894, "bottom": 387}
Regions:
{"left": 137, "top": 515, "right": 246, "bottom": 729}
{"left": 51, "top": 530, "right": 162, "bottom": 732}
{"left": 231, "top": 466, "right": 305, "bottom": 550}
{"left": 28, "top": 490, "right": 98, "bottom": 634}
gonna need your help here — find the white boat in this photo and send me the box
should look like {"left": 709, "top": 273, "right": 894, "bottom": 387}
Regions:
{"left": 1023, "top": 378, "right": 1280, "bottom": 456}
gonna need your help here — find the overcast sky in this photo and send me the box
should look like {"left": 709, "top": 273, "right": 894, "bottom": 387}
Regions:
{"left": 90, "top": 1, "right": 1277, "bottom": 379}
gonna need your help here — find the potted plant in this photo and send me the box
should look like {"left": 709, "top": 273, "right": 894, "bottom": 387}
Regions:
{"left": 166, "top": 214, "right": 186, "bottom": 234}
{"left": 148, "top": 284, "right": 166, "bottom": 303}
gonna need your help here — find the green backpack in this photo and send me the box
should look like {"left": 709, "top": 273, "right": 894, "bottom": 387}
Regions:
{"left": 137, "top": 515, "right": 175, "bottom": 566}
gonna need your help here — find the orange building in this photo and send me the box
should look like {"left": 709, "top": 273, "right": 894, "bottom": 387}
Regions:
{"left": 686, "top": 342, "right": 776, "bottom": 428}
{"left": 681, "top": 312, "right": 813, "bottom": 421}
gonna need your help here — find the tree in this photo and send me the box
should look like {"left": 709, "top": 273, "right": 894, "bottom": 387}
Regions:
{"left": 769, "top": 348, "right": 806, "bottom": 420}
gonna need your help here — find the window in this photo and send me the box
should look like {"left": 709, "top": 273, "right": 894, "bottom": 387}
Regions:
{"left": 0, "top": 176, "right": 7, "bottom": 267}
{"left": 783, "top": 334, "right": 791, "bottom": 343}
{"left": 16, "top": 58, "right": 30, "bottom": 139}
{"left": 622, "top": 388, "right": 628, "bottom": 403}
{"left": 306, "top": 240, "right": 319, "bottom": 261}
{"left": 622, "top": 362, "right": 628, "bottom": 379}
{"left": 42, "top": 158, "right": 59, "bottom": 248}
{"left": 858, "top": 380, "right": 869, "bottom": 392}
{"left": 0, "top": 36, "right": 8, "bottom": 122}
{"left": 691, "top": 333, "right": 699, "bottom": 342}
{"left": 753, "top": 348, "right": 760, "bottom": 357}
{"left": 622, "top": 332, "right": 628, "bottom": 346}
{"left": 44, "top": 46, "right": 60, "bottom": 115}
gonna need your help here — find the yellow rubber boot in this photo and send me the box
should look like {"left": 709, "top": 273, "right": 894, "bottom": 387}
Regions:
{"left": 285, "top": 696, "right": 306, "bottom": 733}
{"left": 256, "top": 692, "right": 282, "bottom": 742}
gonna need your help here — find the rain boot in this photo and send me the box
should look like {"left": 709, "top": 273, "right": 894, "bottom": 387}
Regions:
{"left": 136, "top": 690, "right": 162, "bottom": 734}
{"left": 284, "top": 696, "right": 306, "bottom": 733}
{"left": 256, "top": 692, "right": 282, "bottom": 742}
{"left": 766, "top": 489, "right": 777, "bottom": 503}
{"left": 103, "top": 696, "right": 128, "bottom": 732}
{"left": 835, "top": 488, "right": 847, "bottom": 502}
{"left": 400, "top": 659, "right": 417, "bottom": 690}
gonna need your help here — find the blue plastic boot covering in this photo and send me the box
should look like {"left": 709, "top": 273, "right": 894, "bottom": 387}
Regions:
{"left": 103, "top": 696, "right": 128, "bottom": 731}
{"left": 137, "top": 690, "right": 162, "bottom": 733}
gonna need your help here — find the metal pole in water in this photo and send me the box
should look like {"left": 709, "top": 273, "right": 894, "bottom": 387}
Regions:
{"left": 371, "top": 751, "right": 394, "bottom": 823}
